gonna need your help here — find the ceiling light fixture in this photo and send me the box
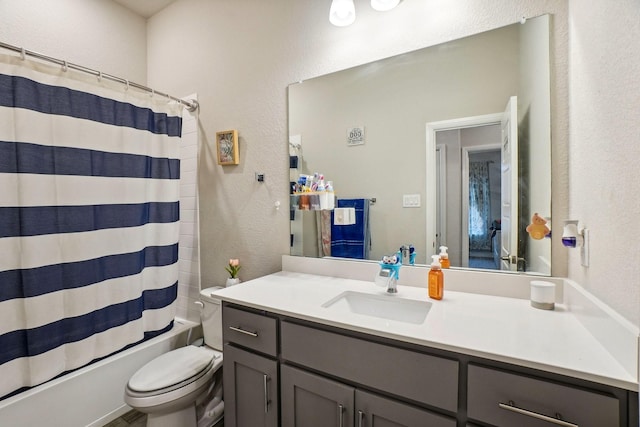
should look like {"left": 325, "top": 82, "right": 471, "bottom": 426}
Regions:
{"left": 370, "top": 0, "right": 400, "bottom": 12}
{"left": 329, "top": 0, "right": 356, "bottom": 27}
{"left": 330, "top": 0, "right": 400, "bottom": 27}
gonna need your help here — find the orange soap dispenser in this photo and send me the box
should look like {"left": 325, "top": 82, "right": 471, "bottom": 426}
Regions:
{"left": 438, "top": 246, "right": 450, "bottom": 269}
{"left": 428, "top": 255, "right": 444, "bottom": 300}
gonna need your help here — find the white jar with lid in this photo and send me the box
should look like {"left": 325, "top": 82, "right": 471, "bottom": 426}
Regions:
{"left": 530, "top": 280, "right": 555, "bottom": 310}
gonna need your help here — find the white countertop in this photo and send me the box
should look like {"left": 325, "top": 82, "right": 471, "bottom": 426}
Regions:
{"left": 213, "top": 271, "right": 638, "bottom": 391}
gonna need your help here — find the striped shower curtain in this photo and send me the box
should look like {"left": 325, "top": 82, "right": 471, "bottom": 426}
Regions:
{"left": 0, "top": 54, "right": 182, "bottom": 400}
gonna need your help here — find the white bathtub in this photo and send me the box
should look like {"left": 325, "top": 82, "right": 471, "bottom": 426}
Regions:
{"left": 0, "top": 318, "right": 199, "bottom": 427}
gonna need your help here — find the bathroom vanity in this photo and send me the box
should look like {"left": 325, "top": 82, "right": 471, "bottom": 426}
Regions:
{"left": 217, "top": 271, "right": 638, "bottom": 427}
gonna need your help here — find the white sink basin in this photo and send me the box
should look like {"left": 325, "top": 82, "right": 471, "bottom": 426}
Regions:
{"left": 321, "top": 291, "right": 432, "bottom": 324}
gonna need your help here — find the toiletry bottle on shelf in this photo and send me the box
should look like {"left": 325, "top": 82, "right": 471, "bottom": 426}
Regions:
{"left": 438, "top": 246, "right": 450, "bottom": 269}
{"left": 428, "top": 255, "right": 444, "bottom": 300}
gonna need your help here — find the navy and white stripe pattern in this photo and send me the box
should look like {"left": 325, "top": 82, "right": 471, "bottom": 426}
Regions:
{"left": 0, "top": 56, "right": 182, "bottom": 400}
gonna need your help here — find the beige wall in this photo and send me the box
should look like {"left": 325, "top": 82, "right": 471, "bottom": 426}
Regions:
{"left": 568, "top": 0, "right": 640, "bottom": 326}
{"left": 3, "top": 0, "right": 638, "bottom": 327}
{"left": 0, "top": 0, "right": 147, "bottom": 82}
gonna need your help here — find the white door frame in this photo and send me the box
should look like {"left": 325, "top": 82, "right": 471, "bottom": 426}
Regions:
{"left": 426, "top": 113, "right": 502, "bottom": 260}
{"left": 461, "top": 144, "right": 501, "bottom": 267}
{"left": 500, "top": 96, "right": 519, "bottom": 271}
{"left": 435, "top": 144, "right": 447, "bottom": 252}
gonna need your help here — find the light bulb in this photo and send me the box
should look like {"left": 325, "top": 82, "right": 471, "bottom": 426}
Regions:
{"left": 371, "top": 0, "right": 400, "bottom": 12}
{"left": 329, "top": 0, "right": 356, "bottom": 26}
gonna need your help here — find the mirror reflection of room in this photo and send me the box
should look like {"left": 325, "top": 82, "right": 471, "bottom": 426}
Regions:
{"left": 435, "top": 125, "right": 502, "bottom": 270}
{"left": 289, "top": 15, "right": 551, "bottom": 275}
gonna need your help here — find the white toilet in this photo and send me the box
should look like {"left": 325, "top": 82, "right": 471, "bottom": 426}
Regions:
{"left": 124, "top": 287, "right": 224, "bottom": 427}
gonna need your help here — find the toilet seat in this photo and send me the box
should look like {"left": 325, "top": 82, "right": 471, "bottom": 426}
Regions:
{"left": 124, "top": 346, "right": 223, "bottom": 409}
{"left": 129, "top": 346, "right": 220, "bottom": 394}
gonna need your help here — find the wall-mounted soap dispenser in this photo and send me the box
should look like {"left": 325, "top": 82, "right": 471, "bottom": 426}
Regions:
{"left": 562, "top": 220, "right": 589, "bottom": 267}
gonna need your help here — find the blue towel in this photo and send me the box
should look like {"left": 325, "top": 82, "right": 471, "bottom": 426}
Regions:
{"left": 331, "top": 198, "right": 370, "bottom": 259}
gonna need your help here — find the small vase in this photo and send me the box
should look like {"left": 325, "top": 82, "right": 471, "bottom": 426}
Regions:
{"left": 226, "top": 277, "right": 241, "bottom": 287}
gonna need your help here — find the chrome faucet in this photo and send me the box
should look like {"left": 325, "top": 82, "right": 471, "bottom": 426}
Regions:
{"left": 376, "top": 267, "right": 398, "bottom": 294}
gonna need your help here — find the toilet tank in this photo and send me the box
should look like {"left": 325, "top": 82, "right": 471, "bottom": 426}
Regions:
{"left": 199, "top": 287, "right": 223, "bottom": 351}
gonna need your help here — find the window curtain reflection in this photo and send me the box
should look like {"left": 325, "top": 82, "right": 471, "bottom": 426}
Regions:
{"left": 469, "top": 161, "right": 491, "bottom": 250}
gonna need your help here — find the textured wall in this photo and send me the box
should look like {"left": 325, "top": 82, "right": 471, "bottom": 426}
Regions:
{"left": 568, "top": 0, "right": 640, "bottom": 326}
{"left": 146, "top": 0, "right": 570, "bottom": 292}
{"left": 0, "top": 0, "right": 147, "bottom": 82}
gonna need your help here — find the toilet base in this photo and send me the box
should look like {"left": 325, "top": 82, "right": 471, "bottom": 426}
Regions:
{"left": 147, "top": 404, "right": 196, "bottom": 427}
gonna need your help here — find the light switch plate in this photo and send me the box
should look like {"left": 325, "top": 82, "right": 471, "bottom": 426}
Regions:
{"left": 402, "top": 194, "right": 421, "bottom": 208}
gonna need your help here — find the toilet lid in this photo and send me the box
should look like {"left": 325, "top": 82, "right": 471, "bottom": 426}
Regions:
{"left": 128, "top": 346, "right": 217, "bottom": 392}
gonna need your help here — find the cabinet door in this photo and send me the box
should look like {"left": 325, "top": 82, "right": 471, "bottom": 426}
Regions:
{"left": 223, "top": 344, "right": 278, "bottom": 427}
{"left": 281, "top": 364, "right": 354, "bottom": 427}
{"left": 355, "top": 390, "right": 456, "bottom": 427}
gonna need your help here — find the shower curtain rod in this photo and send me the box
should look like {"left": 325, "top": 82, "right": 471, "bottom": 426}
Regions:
{"left": 0, "top": 40, "right": 199, "bottom": 112}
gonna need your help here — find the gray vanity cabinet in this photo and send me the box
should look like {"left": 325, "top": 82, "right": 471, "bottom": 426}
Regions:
{"left": 222, "top": 344, "right": 279, "bottom": 427}
{"left": 281, "top": 364, "right": 455, "bottom": 427}
{"left": 280, "top": 321, "right": 459, "bottom": 413}
{"left": 355, "top": 389, "right": 456, "bottom": 427}
{"left": 222, "top": 306, "right": 279, "bottom": 427}
{"left": 222, "top": 303, "right": 637, "bottom": 427}
{"left": 281, "top": 364, "right": 354, "bottom": 427}
{"left": 280, "top": 320, "right": 458, "bottom": 426}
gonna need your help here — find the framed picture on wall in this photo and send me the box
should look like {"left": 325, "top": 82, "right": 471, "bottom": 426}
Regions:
{"left": 216, "top": 129, "right": 239, "bottom": 165}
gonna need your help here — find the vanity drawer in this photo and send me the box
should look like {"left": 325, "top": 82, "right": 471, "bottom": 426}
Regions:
{"left": 467, "top": 364, "right": 620, "bottom": 427}
{"left": 222, "top": 305, "right": 278, "bottom": 357}
{"left": 281, "top": 320, "right": 458, "bottom": 412}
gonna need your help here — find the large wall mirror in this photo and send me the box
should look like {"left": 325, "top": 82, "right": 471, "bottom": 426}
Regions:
{"left": 288, "top": 15, "right": 551, "bottom": 276}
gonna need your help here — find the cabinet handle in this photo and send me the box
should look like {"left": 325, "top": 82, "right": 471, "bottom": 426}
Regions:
{"left": 229, "top": 326, "right": 258, "bottom": 337}
{"left": 337, "top": 404, "right": 344, "bottom": 427}
{"left": 358, "top": 410, "right": 365, "bottom": 427}
{"left": 263, "top": 374, "right": 270, "bottom": 414}
{"left": 498, "top": 401, "right": 578, "bottom": 427}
